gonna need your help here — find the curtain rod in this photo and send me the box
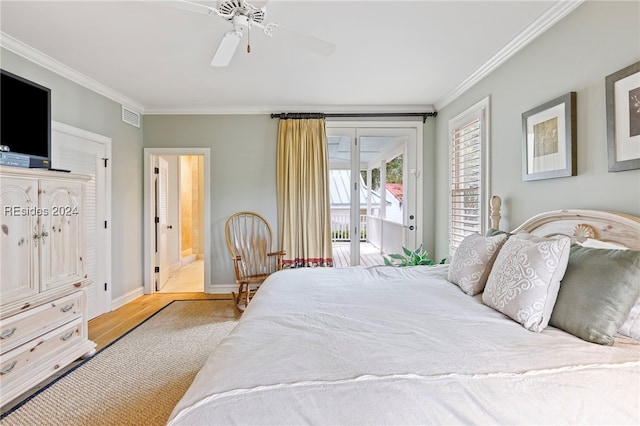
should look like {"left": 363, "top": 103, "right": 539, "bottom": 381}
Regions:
{"left": 270, "top": 112, "right": 437, "bottom": 123}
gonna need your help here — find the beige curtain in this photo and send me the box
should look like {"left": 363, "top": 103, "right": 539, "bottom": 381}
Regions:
{"left": 277, "top": 118, "right": 333, "bottom": 268}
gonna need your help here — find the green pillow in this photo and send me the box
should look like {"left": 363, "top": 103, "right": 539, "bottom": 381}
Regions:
{"left": 550, "top": 245, "right": 640, "bottom": 345}
{"left": 485, "top": 228, "right": 511, "bottom": 238}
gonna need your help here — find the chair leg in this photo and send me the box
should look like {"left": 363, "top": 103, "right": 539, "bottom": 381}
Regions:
{"left": 234, "top": 283, "right": 250, "bottom": 309}
{"left": 232, "top": 283, "right": 243, "bottom": 306}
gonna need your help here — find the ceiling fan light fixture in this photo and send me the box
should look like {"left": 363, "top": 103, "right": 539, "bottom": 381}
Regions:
{"left": 176, "top": 0, "right": 335, "bottom": 67}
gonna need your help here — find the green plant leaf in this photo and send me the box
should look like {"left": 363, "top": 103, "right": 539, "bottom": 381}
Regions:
{"left": 384, "top": 245, "right": 435, "bottom": 267}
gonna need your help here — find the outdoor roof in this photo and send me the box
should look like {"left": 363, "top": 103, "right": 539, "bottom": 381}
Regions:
{"left": 329, "top": 169, "right": 386, "bottom": 207}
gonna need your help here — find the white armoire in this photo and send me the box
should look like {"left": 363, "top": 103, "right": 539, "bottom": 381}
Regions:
{"left": 0, "top": 166, "right": 96, "bottom": 406}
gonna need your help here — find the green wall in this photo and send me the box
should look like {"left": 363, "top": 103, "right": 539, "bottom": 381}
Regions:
{"left": 143, "top": 114, "right": 279, "bottom": 284}
{"left": 143, "top": 115, "right": 436, "bottom": 284}
{"left": 1, "top": 48, "right": 144, "bottom": 301}
{"left": 4, "top": 0, "right": 638, "bottom": 291}
{"left": 433, "top": 1, "right": 640, "bottom": 260}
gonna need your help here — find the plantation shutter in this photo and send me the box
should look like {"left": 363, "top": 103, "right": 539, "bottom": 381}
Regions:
{"left": 450, "top": 116, "right": 482, "bottom": 253}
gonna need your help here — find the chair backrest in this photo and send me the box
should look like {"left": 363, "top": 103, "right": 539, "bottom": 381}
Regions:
{"left": 225, "top": 212, "right": 275, "bottom": 281}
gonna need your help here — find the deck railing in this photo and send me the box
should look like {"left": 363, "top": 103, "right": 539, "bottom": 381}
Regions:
{"left": 331, "top": 212, "right": 367, "bottom": 241}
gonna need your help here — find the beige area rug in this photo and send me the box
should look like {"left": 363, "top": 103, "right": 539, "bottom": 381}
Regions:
{"left": 1, "top": 300, "right": 238, "bottom": 426}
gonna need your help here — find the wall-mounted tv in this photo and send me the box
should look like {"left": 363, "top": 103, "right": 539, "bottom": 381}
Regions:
{"left": 0, "top": 69, "right": 51, "bottom": 168}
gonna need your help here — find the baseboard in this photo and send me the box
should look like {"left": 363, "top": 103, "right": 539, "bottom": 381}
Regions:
{"left": 181, "top": 255, "right": 197, "bottom": 266}
{"left": 206, "top": 284, "right": 236, "bottom": 294}
{"left": 111, "top": 286, "right": 144, "bottom": 311}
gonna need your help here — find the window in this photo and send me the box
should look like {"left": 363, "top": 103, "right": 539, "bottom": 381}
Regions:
{"left": 448, "top": 97, "right": 490, "bottom": 254}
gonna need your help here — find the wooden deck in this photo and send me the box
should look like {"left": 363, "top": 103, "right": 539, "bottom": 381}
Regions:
{"left": 332, "top": 242, "right": 386, "bottom": 267}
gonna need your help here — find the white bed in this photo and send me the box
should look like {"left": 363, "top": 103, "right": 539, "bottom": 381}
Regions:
{"left": 168, "top": 204, "right": 640, "bottom": 425}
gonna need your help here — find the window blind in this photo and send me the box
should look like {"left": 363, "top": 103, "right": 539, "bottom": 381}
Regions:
{"left": 450, "top": 117, "right": 482, "bottom": 252}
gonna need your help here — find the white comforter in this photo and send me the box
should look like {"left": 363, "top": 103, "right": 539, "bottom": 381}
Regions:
{"left": 168, "top": 265, "right": 640, "bottom": 425}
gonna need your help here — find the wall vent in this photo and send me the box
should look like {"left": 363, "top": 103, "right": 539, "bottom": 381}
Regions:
{"left": 122, "top": 106, "right": 141, "bottom": 128}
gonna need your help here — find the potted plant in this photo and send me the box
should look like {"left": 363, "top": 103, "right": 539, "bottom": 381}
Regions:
{"left": 384, "top": 244, "right": 435, "bottom": 267}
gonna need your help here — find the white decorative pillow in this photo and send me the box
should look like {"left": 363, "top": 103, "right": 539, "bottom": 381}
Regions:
{"left": 448, "top": 233, "right": 508, "bottom": 296}
{"left": 482, "top": 234, "right": 571, "bottom": 332}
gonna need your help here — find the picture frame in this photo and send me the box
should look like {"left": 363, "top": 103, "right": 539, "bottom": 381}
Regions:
{"left": 522, "top": 92, "right": 577, "bottom": 181}
{"left": 606, "top": 61, "right": 640, "bottom": 172}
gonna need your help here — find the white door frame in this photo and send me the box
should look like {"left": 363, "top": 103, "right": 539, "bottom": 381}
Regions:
{"left": 143, "top": 148, "right": 211, "bottom": 294}
{"left": 51, "top": 121, "right": 112, "bottom": 317}
{"left": 325, "top": 120, "right": 424, "bottom": 257}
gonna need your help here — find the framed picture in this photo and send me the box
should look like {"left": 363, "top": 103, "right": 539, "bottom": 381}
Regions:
{"left": 606, "top": 61, "right": 640, "bottom": 172}
{"left": 522, "top": 92, "right": 577, "bottom": 181}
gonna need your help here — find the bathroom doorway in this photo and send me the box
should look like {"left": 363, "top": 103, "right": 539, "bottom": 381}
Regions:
{"left": 143, "top": 148, "right": 211, "bottom": 295}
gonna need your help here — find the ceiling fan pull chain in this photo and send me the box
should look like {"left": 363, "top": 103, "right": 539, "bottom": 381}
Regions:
{"left": 247, "top": 21, "right": 251, "bottom": 53}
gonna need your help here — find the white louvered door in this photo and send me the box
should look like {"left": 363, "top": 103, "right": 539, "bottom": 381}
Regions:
{"left": 51, "top": 123, "right": 111, "bottom": 319}
{"left": 156, "top": 157, "right": 170, "bottom": 290}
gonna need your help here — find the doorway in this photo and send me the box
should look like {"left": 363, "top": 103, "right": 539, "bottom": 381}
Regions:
{"left": 326, "top": 121, "right": 423, "bottom": 266}
{"left": 155, "top": 155, "right": 205, "bottom": 293}
{"left": 143, "top": 148, "right": 211, "bottom": 294}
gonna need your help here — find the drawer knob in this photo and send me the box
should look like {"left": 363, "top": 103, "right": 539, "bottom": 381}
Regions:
{"left": 60, "top": 303, "right": 75, "bottom": 313}
{"left": 0, "top": 327, "right": 17, "bottom": 339}
{"left": 60, "top": 330, "right": 75, "bottom": 341}
{"left": 0, "top": 360, "right": 17, "bottom": 375}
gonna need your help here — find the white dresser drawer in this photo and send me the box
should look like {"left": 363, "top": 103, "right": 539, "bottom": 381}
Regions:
{"left": 0, "top": 292, "right": 83, "bottom": 354}
{"left": 0, "top": 317, "right": 84, "bottom": 382}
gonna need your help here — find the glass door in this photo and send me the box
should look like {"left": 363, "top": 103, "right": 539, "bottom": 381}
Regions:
{"left": 326, "top": 128, "right": 360, "bottom": 266}
{"left": 326, "top": 122, "right": 420, "bottom": 266}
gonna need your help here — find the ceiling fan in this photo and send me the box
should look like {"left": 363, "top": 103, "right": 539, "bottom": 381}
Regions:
{"left": 174, "top": 0, "right": 336, "bottom": 67}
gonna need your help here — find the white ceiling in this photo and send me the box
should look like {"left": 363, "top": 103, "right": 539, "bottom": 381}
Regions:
{"left": 0, "top": 1, "right": 578, "bottom": 114}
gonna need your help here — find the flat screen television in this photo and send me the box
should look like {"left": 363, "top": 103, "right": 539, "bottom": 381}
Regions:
{"left": 0, "top": 69, "right": 51, "bottom": 168}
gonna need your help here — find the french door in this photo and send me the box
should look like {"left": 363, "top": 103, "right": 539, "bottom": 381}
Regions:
{"left": 326, "top": 122, "right": 422, "bottom": 266}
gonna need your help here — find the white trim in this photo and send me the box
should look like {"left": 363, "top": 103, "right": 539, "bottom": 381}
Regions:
{"left": 144, "top": 105, "right": 436, "bottom": 115}
{"left": 143, "top": 148, "right": 212, "bottom": 294}
{"left": 434, "top": 0, "right": 584, "bottom": 111}
{"left": 111, "top": 286, "right": 144, "bottom": 311}
{"left": 325, "top": 120, "right": 424, "bottom": 254}
{"left": 448, "top": 96, "right": 491, "bottom": 253}
{"left": 208, "top": 284, "right": 238, "bottom": 294}
{"left": 2, "top": 0, "right": 581, "bottom": 114}
{"left": 51, "top": 121, "right": 113, "bottom": 317}
{"left": 1, "top": 32, "right": 144, "bottom": 113}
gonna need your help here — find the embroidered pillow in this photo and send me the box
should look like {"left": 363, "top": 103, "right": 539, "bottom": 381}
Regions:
{"left": 549, "top": 245, "right": 640, "bottom": 345}
{"left": 448, "top": 233, "right": 508, "bottom": 295}
{"left": 482, "top": 234, "right": 571, "bottom": 332}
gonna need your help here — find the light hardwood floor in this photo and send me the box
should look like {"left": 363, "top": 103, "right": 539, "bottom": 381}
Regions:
{"left": 88, "top": 292, "right": 239, "bottom": 351}
{"left": 159, "top": 260, "right": 204, "bottom": 293}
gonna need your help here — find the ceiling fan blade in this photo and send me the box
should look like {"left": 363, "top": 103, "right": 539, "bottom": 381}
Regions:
{"left": 170, "top": 0, "right": 224, "bottom": 17}
{"left": 211, "top": 31, "right": 243, "bottom": 67}
{"left": 250, "top": 0, "right": 270, "bottom": 10}
{"left": 261, "top": 23, "right": 336, "bottom": 57}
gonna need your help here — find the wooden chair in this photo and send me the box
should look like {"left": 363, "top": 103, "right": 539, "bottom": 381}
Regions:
{"left": 224, "top": 212, "right": 285, "bottom": 309}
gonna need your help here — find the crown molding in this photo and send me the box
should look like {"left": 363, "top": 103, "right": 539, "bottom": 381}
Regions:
{"left": 0, "top": 32, "right": 145, "bottom": 113}
{"left": 144, "top": 104, "right": 436, "bottom": 115}
{"left": 434, "top": 0, "right": 584, "bottom": 111}
{"left": 1, "top": 0, "right": 582, "bottom": 116}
